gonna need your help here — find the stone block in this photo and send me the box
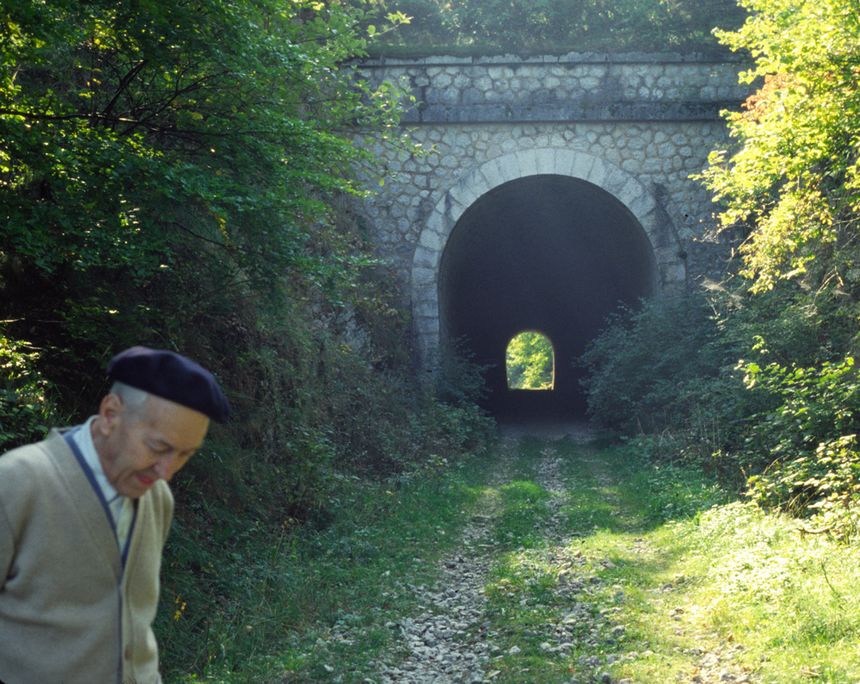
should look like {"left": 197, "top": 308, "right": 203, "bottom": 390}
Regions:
{"left": 479, "top": 158, "right": 505, "bottom": 189}
{"left": 569, "top": 152, "right": 596, "bottom": 180}
{"left": 432, "top": 87, "right": 460, "bottom": 106}
{"left": 602, "top": 165, "right": 629, "bottom": 195}
{"left": 448, "top": 178, "right": 481, "bottom": 209}
{"left": 553, "top": 149, "right": 578, "bottom": 176}
{"left": 487, "top": 66, "right": 514, "bottom": 80}
{"left": 412, "top": 266, "right": 436, "bottom": 288}
{"left": 413, "top": 298, "right": 439, "bottom": 319}
{"left": 414, "top": 315, "right": 441, "bottom": 339}
{"left": 533, "top": 148, "right": 557, "bottom": 174}
{"left": 417, "top": 229, "right": 444, "bottom": 253}
{"left": 626, "top": 187, "right": 657, "bottom": 218}
{"left": 496, "top": 154, "right": 521, "bottom": 183}
{"left": 475, "top": 76, "right": 494, "bottom": 92}
{"left": 515, "top": 150, "right": 539, "bottom": 177}
{"left": 443, "top": 191, "right": 467, "bottom": 222}
{"left": 615, "top": 177, "right": 645, "bottom": 209}
{"left": 587, "top": 156, "right": 608, "bottom": 186}
{"left": 422, "top": 195, "right": 444, "bottom": 222}
{"left": 453, "top": 73, "right": 470, "bottom": 89}
{"left": 636, "top": 208, "right": 660, "bottom": 235}
{"left": 412, "top": 244, "right": 438, "bottom": 269}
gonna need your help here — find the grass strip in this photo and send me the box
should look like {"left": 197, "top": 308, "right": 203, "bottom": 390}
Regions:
{"left": 157, "top": 455, "right": 492, "bottom": 683}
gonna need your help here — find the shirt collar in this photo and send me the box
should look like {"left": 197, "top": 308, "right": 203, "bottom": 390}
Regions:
{"left": 71, "top": 416, "right": 121, "bottom": 503}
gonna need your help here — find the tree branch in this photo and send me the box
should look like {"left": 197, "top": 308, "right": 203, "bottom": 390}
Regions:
{"left": 102, "top": 59, "right": 148, "bottom": 118}
{"left": 171, "top": 221, "right": 233, "bottom": 251}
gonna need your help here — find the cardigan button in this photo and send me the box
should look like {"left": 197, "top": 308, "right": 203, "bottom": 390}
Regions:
{"left": 124, "top": 645, "right": 132, "bottom": 660}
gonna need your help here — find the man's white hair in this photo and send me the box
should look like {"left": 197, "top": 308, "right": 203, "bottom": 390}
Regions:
{"left": 110, "top": 381, "right": 150, "bottom": 415}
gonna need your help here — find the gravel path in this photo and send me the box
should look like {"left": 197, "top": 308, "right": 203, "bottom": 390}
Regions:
{"left": 365, "top": 427, "right": 759, "bottom": 684}
{"left": 369, "top": 429, "right": 602, "bottom": 684}
{"left": 370, "top": 439, "right": 518, "bottom": 683}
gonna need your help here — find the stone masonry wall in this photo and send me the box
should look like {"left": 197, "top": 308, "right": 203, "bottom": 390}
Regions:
{"left": 354, "top": 54, "right": 748, "bottom": 368}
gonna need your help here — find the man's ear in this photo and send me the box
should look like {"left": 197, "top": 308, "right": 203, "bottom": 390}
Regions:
{"left": 96, "top": 393, "right": 123, "bottom": 435}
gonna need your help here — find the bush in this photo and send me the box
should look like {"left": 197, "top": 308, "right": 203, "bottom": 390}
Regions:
{"left": 0, "top": 333, "right": 60, "bottom": 450}
{"left": 741, "top": 356, "right": 860, "bottom": 536}
{"left": 579, "top": 292, "right": 740, "bottom": 438}
{"left": 579, "top": 282, "right": 860, "bottom": 489}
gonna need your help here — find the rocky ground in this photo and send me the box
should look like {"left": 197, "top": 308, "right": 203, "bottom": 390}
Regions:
{"left": 362, "top": 426, "right": 758, "bottom": 684}
{"left": 369, "top": 438, "right": 515, "bottom": 684}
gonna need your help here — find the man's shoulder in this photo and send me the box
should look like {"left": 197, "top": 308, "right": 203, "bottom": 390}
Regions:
{"left": 0, "top": 432, "right": 73, "bottom": 526}
{"left": 0, "top": 430, "right": 67, "bottom": 472}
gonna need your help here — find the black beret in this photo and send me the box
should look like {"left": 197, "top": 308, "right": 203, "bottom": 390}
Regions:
{"left": 107, "top": 346, "right": 230, "bottom": 423}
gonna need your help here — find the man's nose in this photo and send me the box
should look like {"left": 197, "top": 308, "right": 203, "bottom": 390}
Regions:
{"left": 153, "top": 455, "right": 178, "bottom": 480}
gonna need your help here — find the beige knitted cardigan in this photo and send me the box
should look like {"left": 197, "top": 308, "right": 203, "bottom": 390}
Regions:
{"left": 0, "top": 429, "right": 173, "bottom": 684}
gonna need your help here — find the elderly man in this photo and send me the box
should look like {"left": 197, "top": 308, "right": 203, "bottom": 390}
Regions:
{"left": 0, "top": 346, "right": 230, "bottom": 684}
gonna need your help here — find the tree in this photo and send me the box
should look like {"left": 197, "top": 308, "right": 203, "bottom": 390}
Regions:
{"left": 378, "top": 0, "right": 745, "bottom": 52}
{"left": 0, "top": 0, "right": 406, "bottom": 409}
{"left": 695, "top": 0, "right": 860, "bottom": 531}
{"left": 700, "top": 0, "right": 860, "bottom": 293}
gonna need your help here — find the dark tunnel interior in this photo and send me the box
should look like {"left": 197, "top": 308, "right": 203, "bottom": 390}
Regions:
{"left": 438, "top": 174, "right": 657, "bottom": 422}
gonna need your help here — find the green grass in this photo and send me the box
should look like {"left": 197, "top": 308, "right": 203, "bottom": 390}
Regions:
{"left": 635, "top": 501, "right": 860, "bottom": 683}
{"left": 157, "top": 455, "right": 493, "bottom": 683}
{"left": 158, "top": 434, "right": 860, "bottom": 683}
{"left": 477, "top": 438, "right": 860, "bottom": 683}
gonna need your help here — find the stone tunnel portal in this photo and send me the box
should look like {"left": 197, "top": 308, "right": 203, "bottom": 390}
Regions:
{"left": 439, "top": 174, "right": 656, "bottom": 421}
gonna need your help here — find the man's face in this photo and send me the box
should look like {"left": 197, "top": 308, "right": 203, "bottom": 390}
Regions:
{"left": 94, "top": 392, "right": 210, "bottom": 499}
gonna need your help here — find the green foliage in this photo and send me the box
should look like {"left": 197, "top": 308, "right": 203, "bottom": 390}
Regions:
{"left": 378, "top": 0, "right": 746, "bottom": 53}
{"left": 0, "top": 0, "right": 408, "bottom": 406}
{"left": 0, "top": 332, "right": 59, "bottom": 450}
{"left": 580, "top": 281, "right": 860, "bottom": 532}
{"left": 2, "top": 0, "right": 401, "bottom": 283}
{"left": 690, "top": 0, "right": 860, "bottom": 535}
{"left": 0, "top": 0, "right": 445, "bottom": 485}
{"left": 580, "top": 294, "right": 739, "bottom": 437}
{"left": 436, "top": 336, "right": 492, "bottom": 407}
{"left": 741, "top": 356, "right": 860, "bottom": 535}
{"left": 699, "top": 0, "right": 860, "bottom": 293}
{"left": 506, "top": 331, "right": 554, "bottom": 390}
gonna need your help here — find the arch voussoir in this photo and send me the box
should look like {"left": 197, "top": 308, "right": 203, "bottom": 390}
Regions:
{"left": 411, "top": 147, "right": 682, "bottom": 371}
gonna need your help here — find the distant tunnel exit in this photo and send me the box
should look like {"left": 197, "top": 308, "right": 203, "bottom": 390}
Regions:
{"left": 506, "top": 330, "right": 555, "bottom": 390}
{"left": 438, "top": 174, "right": 657, "bottom": 420}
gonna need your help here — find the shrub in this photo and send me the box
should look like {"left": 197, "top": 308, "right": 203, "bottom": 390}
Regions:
{"left": 741, "top": 356, "right": 860, "bottom": 536}
{"left": 579, "top": 292, "right": 739, "bottom": 437}
{"left": 0, "top": 333, "right": 60, "bottom": 450}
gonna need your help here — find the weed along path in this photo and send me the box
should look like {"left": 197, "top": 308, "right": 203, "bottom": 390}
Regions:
{"left": 261, "top": 427, "right": 860, "bottom": 683}
{"left": 362, "top": 427, "right": 759, "bottom": 684}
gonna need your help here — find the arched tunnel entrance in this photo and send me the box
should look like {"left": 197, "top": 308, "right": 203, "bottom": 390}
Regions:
{"left": 438, "top": 174, "right": 657, "bottom": 421}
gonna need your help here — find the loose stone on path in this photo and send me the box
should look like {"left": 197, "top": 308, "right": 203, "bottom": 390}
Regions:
{"left": 365, "top": 428, "right": 759, "bottom": 684}
{"left": 371, "top": 517, "right": 497, "bottom": 683}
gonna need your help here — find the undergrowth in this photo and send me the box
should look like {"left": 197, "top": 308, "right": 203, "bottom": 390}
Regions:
{"left": 480, "top": 438, "right": 860, "bottom": 683}
{"left": 581, "top": 286, "right": 860, "bottom": 539}
{"left": 157, "top": 446, "right": 493, "bottom": 682}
